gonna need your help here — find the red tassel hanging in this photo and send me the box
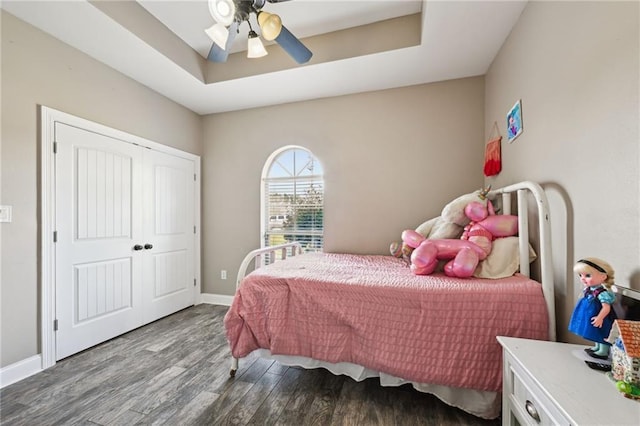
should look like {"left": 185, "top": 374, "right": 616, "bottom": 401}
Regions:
{"left": 483, "top": 136, "right": 502, "bottom": 177}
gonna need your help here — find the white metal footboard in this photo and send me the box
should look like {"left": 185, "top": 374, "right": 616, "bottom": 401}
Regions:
{"left": 235, "top": 241, "right": 303, "bottom": 290}
{"left": 489, "top": 181, "right": 555, "bottom": 341}
{"left": 230, "top": 241, "right": 303, "bottom": 376}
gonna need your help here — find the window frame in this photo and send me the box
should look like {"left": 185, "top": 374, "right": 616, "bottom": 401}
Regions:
{"left": 260, "top": 145, "right": 324, "bottom": 253}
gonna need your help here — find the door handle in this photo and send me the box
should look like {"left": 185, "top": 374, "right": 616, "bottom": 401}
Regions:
{"left": 144, "top": 244, "right": 153, "bottom": 250}
{"left": 133, "top": 244, "right": 144, "bottom": 251}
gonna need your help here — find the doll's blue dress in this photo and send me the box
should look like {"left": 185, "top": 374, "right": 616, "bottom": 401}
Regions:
{"left": 568, "top": 284, "right": 616, "bottom": 344}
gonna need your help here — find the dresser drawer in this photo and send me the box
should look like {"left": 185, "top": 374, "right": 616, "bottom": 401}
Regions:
{"left": 504, "top": 355, "right": 570, "bottom": 425}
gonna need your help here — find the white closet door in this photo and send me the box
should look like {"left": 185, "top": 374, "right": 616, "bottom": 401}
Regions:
{"left": 141, "top": 149, "right": 195, "bottom": 323}
{"left": 55, "top": 123, "right": 144, "bottom": 360}
{"left": 54, "top": 123, "right": 196, "bottom": 360}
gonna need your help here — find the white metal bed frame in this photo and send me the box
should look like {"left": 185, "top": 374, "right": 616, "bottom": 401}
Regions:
{"left": 488, "top": 181, "right": 556, "bottom": 340}
{"left": 235, "top": 242, "right": 303, "bottom": 292}
{"left": 229, "top": 181, "right": 556, "bottom": 379}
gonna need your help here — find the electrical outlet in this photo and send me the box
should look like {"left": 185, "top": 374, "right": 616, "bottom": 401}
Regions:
{"left": 0, "top": 205, "right": 12, "bottom": 223}
{"left": 221, "top": 270, "right": 227, "bottom": 280}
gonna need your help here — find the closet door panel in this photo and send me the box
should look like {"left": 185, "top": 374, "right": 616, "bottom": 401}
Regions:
{"left": 54, "top": 123, "right": 143, "bottom": 360}
{"left": 142, "top": 149, "right": 195, "bottom": 322}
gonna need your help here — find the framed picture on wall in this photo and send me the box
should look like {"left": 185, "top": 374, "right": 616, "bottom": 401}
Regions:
{"left": 507, "top": 100, "right": 523, "bottom": 143}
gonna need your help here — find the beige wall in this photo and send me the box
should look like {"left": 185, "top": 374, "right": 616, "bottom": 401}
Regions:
{"left": 0, "top": 11, "right": 202, "bottom": 367}
{"left": 202, "top": 77, "right": 486, "bottom": 296}
{"left": 484, "top": 1, "right": 639, "bottom": 343}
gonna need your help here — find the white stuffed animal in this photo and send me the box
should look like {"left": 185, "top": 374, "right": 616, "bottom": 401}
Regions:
{"left": 390, "top": 186, "right": 493, "bottom": 260}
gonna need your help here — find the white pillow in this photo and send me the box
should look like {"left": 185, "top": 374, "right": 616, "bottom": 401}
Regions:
{"left": 473, "top": 237, "right": 537, "bottom": 279}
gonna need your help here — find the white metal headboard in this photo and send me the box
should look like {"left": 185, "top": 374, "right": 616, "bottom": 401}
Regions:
{"left": 489, "top": 181, "right": 556, "bottom": 341}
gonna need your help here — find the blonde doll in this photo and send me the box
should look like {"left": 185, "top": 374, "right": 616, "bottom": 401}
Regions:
{"left": 568, "top": 258, "right": 616, "bottom": 359}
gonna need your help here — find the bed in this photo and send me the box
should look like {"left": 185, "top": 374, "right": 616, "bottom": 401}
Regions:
{"left": 223, "top": 181, "right": 556, "bottom": 419}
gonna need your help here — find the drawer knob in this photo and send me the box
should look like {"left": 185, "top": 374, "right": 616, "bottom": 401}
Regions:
{"left": 525, "top": 400, "right": 541, "bottom": 422}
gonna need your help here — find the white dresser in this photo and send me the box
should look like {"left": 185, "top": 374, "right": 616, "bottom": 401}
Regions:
{"left": 498, "top": 336, "right": 640, "bottom": 425}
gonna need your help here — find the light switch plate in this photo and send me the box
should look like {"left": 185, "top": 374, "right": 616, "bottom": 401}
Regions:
{"left": 0, "top": 205, "right": 12, "bottom": 223}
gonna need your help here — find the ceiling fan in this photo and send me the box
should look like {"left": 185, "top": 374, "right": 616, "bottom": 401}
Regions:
{"left": 205, "top": 0, "right": 313, "bottom": 64}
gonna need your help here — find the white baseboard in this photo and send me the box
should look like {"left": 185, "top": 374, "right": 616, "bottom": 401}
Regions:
{"left": 0, "top": 354, "right": 43, "bottom": 388}
{"left": 200, "top": 293, "right": 233, "bottom": 306}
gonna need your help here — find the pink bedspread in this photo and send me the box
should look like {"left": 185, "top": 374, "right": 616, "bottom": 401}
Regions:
{"left": 224, "top": 253, "right": 549, "bottom": 392}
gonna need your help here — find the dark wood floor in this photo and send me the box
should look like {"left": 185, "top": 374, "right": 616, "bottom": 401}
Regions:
{"left": 0, "top": 304, "right": 501, "bottom": 425}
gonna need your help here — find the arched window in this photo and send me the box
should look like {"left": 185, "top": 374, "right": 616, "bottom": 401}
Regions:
{"left": 262, "top": 146, "right": 324, "bottom": 253}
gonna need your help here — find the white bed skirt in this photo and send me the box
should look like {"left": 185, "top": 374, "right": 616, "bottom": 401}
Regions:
{"left": 253, "top": 349, "right": 501, "bottom": 419}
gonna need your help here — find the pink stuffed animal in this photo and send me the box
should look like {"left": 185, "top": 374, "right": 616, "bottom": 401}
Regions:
{"left": 402, "top": 200, "right": 518, "bottom": 277}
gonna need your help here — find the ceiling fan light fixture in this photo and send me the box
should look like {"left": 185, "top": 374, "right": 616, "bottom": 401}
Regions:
{"left": 257, "top": 11, "right": 282, "bottom": 41}
{"left": 208, "top": 0, "right": 235, "bottom": 26}
{"left": 204, "top": 23, "right": 229, "bottom": 49}
{"left": 247, "top": 30, "right": 268, "bottom": 58}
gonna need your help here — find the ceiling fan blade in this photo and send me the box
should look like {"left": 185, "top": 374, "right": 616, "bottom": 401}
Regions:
{"left": 275, "top": 25, "right": 312, "bottom": 64}
{"left": 207, "top": 21, "right": 239, "bottom": 63}
{"left": 207, "top": 42, "right": 228, "bottom": 63}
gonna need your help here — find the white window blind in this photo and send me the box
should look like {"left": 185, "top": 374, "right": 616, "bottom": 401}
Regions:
{"left": 263, "top": 147, "right": 324, "bottom": 255}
